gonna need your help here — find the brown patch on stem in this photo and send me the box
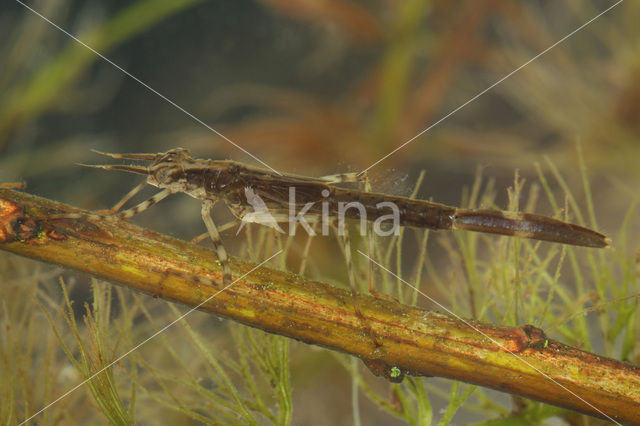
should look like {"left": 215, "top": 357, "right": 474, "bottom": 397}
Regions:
{"left": 0, "top": 198, "right": 37, "bottom": 243}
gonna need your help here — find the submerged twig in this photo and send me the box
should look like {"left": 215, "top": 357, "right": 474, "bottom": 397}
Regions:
{"left": 0, "top": 188, "right": 638, "bottom": 423}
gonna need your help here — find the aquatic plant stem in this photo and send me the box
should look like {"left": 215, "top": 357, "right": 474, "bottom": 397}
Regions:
{"left": 0, "top": 188, "right": 638, "bottom": 423}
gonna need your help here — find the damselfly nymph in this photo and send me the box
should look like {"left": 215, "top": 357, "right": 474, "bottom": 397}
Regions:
{"left": 79, "top": 148, "right": 610, "bottom": 286}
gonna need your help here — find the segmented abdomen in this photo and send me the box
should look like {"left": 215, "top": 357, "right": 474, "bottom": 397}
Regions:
{"left": 452, "top": 209, "right": 610, "bottom": 248}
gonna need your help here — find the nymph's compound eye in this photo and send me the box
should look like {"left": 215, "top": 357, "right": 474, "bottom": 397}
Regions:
{"left": 149, "top": 148, "right": 190, "bottom": 169}
{"left": 171, "top": 147, "right": 190, "bottom": 156}
{"left": 160, "top": 148, "right": 189, "bottom": 163}
{"left": 150, "top": 150, "right": 192, "bottom": 185}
